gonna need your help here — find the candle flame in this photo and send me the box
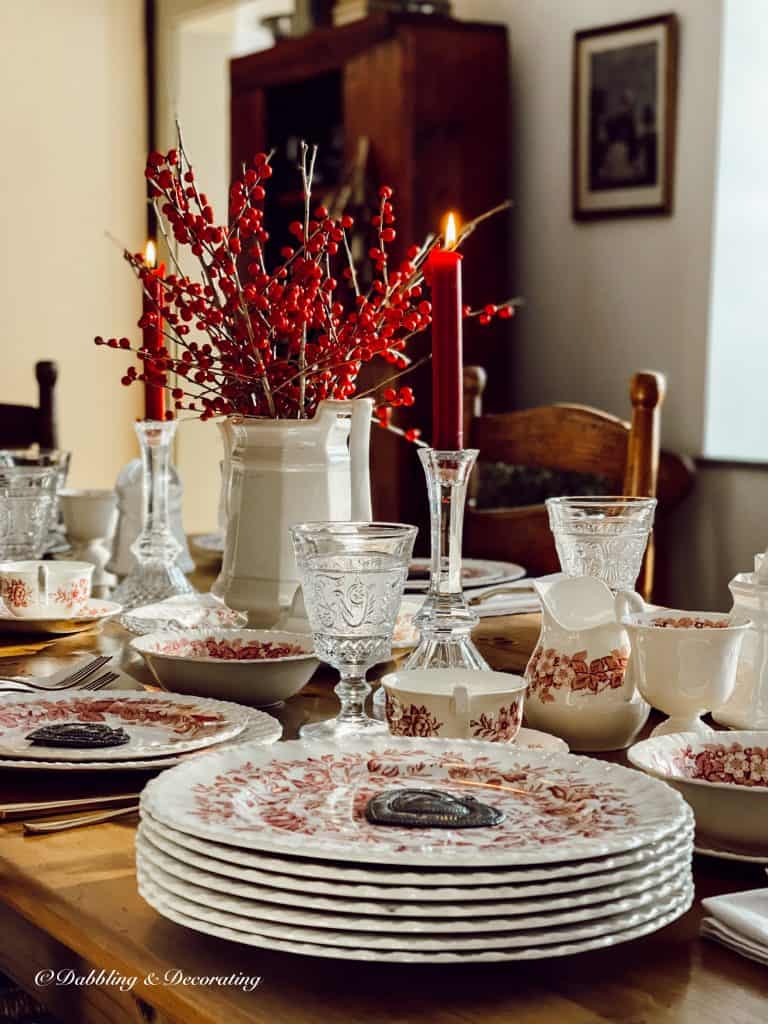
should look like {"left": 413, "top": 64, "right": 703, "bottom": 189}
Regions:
{"left": 144, "top": 239, "right": 157, "bottom": 268}
{"left": 444, "top": 212, "right": 458, "bottom": 248}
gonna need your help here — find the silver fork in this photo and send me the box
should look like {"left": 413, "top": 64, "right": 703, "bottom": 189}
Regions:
{"left": 0, "top": 655, "right": 112, "bottom": 694}
{"left": 76, "top": 671, "right": 119, "bottom": 693}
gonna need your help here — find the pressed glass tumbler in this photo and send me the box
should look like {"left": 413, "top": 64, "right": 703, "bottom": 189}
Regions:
{"left": 546, "top": 496, "right": 657, "bottom": 592}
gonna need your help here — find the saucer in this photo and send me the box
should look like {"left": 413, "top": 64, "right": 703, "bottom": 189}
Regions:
{"left": 694, "top": 836, "right": 768, "bottom": 865}
{"left": 0, "top": 599, "right": 122, "bottom": 635}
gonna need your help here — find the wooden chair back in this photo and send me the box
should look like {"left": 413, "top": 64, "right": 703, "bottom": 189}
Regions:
{"left": 463, "top": 368, "right": 694, "bottom": 600}
{"left": 0, "top": 362, "right": 58, "bottom": 451}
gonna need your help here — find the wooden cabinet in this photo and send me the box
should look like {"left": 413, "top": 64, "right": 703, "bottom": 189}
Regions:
{"left": 231, "top": 14, "right": 509, "bottom": 538}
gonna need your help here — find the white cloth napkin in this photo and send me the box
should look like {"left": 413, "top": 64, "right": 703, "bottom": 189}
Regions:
{"left": 700, "top": 889, "right": 768, "bottom": 966}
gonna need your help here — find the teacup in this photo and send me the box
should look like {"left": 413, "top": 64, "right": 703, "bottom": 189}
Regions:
{"left": 0, "top": 560, "right": 93, "bottom": 618}
{"left": 381, "top": 668, "right": 526, "bottom": 742}
{"left": 58, "top": 489, "right": 117, "bottom": 543}
{"left": 616, "top": 591, "right": 750, "bottom": 737}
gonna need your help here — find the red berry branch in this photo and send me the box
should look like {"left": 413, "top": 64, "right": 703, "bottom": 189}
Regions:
{"left": 96, "top": 127, "right": 520, "bottom": 443}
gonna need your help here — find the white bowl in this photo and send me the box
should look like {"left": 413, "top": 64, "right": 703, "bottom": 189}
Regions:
{"left": 524, "top": 697, "right": 649, "bottom": 753}
{"left": 131, "top": 629, "right": 319, "bottom": 707}
{"left": 628, "top": 731, "right": 768, "bottom": 852}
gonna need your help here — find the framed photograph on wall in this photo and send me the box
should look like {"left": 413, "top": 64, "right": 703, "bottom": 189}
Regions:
{"left": 572, "top": 13, "right": 678, "bottom": 220}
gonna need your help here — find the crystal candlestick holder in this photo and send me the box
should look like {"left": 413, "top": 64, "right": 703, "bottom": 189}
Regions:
{"left": 406, "top": 448, "right": 489, "bottom": 670}
{"left": 112, "top": 420, "right": 194, "bottom": 611}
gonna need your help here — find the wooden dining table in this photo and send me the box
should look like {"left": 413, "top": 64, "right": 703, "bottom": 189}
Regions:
{"left": 0, "top": 595, "right": 766, "bottom": 1024}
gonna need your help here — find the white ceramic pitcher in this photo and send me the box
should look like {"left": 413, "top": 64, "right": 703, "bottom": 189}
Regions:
{"left": 216, "top": 399, "right": 373, "bottom": 627}
{"left": 524, "top": 573, "right": 649, "bottom": 750}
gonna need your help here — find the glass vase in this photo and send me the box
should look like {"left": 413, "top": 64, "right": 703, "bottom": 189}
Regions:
{"left": 112, "top": 420, "right": 194, "bottom": 611}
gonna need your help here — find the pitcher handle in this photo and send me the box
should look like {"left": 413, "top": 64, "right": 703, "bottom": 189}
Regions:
{"left": 615, "top": 589, "right": 646, "bottom": 622}
{"left": 350, "top": 399, "right": 372, "bottom": 520}
{"left": 315, "top": 398, "right": 373, "bottom": 521}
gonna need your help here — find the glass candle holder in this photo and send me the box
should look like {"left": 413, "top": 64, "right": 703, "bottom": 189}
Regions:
{"left": 405, "top": 448, "right": 489, "bottom": 671}
{"left": 112, "top": 420, "right": 194, "bottom": 611}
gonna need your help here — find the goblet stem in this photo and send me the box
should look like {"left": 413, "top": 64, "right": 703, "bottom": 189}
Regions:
{"left": 335, "top": 673, "right": 371, "bottom": 724}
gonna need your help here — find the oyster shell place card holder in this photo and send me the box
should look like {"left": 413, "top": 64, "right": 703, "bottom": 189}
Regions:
{"left": 366, "top": 788, "right": 505, "bottom": 828}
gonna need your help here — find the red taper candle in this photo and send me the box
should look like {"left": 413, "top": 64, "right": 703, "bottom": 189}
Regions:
{"left": 427, "top": 213, "right": 463, "bottom": 450}
{"left": 142, "top": 240, "right": 166, "bottom": 421}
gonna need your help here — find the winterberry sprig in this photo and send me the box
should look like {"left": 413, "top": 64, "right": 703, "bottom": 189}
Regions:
{"left": 96, "top": 127, "right": 519, "bottom": 442}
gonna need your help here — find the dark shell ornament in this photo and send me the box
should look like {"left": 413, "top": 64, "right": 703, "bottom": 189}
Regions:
{"left": 26, "top": 722, "right": 131, "bottom": 749}
{"left": 365, "top": 787, "right": 505, "bottom": 829}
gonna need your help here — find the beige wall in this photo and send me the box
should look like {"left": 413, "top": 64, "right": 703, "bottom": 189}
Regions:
{"left": 0, "top": 0, "right": 145, "bottom": 487}
{"left": 450, "top": 0, "right": 768, "bottom": 609}
{"left": 456, "top": 0, "right": 723, "bottom": 455}
{"left": 155, "top": 0, "right": 282, "bottom": 534}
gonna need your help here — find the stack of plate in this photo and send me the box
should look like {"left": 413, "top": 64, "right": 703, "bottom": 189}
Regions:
{"left": 137, "top": 736, "right": 695, "bottom": 963}
{"left": 0, "top": 691, "right": 281, "bottom": 772}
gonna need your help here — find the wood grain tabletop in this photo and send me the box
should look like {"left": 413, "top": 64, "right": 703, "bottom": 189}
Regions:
{"left": 0, "top": 611, "right": 765, "bottom": 1024}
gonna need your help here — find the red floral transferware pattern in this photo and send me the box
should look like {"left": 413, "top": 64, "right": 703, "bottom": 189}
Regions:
{"left": 671, "top": 742, "right": 768, "bottom": 788}
{"left": 52, "top": 578, "right": 90, "bottom": 609}
{"left": 385, "top": 693, "right": 443, "bottom": 737}
{"left": 1, "top": 578, "right": 33, "bottom": 609}
{"left": 152, "top": 637, "right": 309, "bottom": 660}
{"left": 650, "top": 616, "right": 730, "bottom": 630}
{"left": 469, "top": 702, "right": 522, "bottom": 742}
{"left": 188, "top": 749, "right": 641, "bottom": 853}
{"left": 526, "top": 646, "right": 630, "bottom": 703}
{"left": 0, "top": 697, "right": 229, "bottom": 739}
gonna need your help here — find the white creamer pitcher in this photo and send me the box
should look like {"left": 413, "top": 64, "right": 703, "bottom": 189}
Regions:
{"left": 216, "top": 399, "right": 373, "bottom": 627}
{"left": 524, "top": 573, "right": 649, "bottom": 751}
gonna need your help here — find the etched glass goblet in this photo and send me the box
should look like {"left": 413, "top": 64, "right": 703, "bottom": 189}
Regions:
{"left": 291, "top": 522, "right": 417, "bottom": 742}
{"left": 546, "top": 496, "right": 657, "bottom": 592}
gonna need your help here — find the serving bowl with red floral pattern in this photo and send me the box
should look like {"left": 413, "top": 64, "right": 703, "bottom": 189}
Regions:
{"left": 628, "top": 731, "right": 768, "bottom": 853}
{"left": 132, "top": 629, "right": 318, "bottom": 707}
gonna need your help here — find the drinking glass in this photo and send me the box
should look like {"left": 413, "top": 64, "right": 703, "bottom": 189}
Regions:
{"left": 0, "top": 467, "right": 58, "bottom": 559}
{"left": 291, "top": 522, "right": 417, "bottom": 741}
{"left": 546, "top": 496, "right": 657, "bottom": 592}
{"left": 0, "top": 449, "right": 71, "bottom": 552}
{"left": 0, "top": 497, "right": 53, "bottom": 559}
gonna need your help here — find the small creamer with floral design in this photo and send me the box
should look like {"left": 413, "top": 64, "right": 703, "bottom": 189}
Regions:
{"left": 524, "top": 574, "right": 649, "bottom": 751}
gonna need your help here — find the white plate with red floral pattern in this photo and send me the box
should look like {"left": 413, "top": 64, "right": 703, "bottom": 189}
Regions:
{"left": 140, "top": 808, "right": 693, "bottom": 891}
{"left": 141, "top": 737, "right": 691, "bottom": 868}
{"left": 136, "top": 825, "right": 693, "bottom": 924}
{"left": 405, "top": 558, "right": 525, "bottom": 593}
{"left": 0, "top": 598, "right": 122, "bottom": 635}
{"left": 0, "top": 690, "right": 253, "bottom": 762}
{"left": 138, "top": 868, "right": 693, "bottom": 959}
{"left": 0, "top": 704, "right": 281, "bottom": 771}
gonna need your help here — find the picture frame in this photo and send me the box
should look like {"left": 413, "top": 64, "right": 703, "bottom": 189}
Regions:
{"left": 572, "top": 13, "right": 679, "bottom": 220}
